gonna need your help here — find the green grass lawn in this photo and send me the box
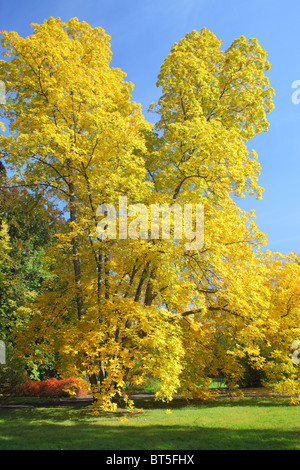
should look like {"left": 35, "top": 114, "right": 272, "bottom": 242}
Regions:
{"left": 0, "top": 396, "right": 299, "bottom": 450}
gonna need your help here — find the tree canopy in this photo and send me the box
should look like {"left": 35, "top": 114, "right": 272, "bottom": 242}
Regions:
{"left": 0, "top": 18, "right": 299, "bottom": 409}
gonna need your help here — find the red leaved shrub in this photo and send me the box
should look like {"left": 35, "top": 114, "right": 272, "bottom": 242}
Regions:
{"left": 21, "top": 376, "right": 88, "bottom": 398}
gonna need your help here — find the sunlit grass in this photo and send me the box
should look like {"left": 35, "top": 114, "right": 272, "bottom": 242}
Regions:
{"left": 0, "top": 396, "right": 299, "bottom": 450}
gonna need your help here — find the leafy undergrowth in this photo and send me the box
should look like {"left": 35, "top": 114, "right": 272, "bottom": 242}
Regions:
{"left": 2, "top": 377, "right": 88, "bottom": 398}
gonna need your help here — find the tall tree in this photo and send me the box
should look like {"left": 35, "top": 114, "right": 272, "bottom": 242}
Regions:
{"left": 2, "top": 20, "right": 298, "bottom": 409}
{"left": 0, "top": 17, "right": 151, "bottom": 320}
{"left": 0, "top": 17, "right": 154, "bottom": 404}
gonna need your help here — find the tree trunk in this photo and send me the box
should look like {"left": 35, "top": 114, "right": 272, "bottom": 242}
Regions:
{"left": 68, "top": 178, "right": 85, "bottom": 320}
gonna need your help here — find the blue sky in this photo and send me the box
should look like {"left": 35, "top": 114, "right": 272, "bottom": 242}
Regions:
{"left": 0, "top": 0, "right": 299, "bottom": 255}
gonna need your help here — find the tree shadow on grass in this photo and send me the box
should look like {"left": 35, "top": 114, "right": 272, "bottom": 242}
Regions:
{"left": 0, "top": 398, "right": 299, "bottom": 450}
{"left": 0, "top": 394, "right": 293, "bottom": 413}
{"left": 0, "top": 413, "right": 298, "bottom": 450}
{"left": 132, "top": 396, "right": 293, "bottom": 410}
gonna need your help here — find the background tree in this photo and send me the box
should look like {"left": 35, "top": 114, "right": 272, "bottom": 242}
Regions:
{"left": 0, "top": 184, "right": 64, "bottom": 383}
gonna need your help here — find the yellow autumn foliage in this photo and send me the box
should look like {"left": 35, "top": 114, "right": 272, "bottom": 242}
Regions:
{"left": 0, "top": 19, "right": 299, "bottom": 411}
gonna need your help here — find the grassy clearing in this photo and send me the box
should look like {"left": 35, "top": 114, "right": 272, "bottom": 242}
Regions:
{"left": 0, "top": 396, "right": 299, "bottom": 450}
